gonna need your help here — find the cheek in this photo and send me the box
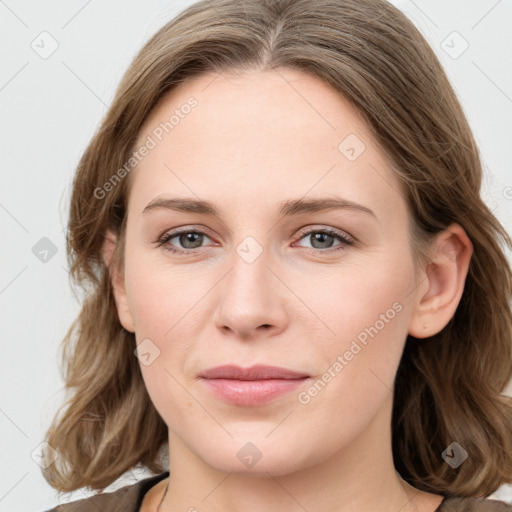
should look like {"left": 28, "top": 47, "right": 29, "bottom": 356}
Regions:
{"left": 301, "top": 251, "right": 412, "bottom": 339}
{"left": 124, "top": 247, "right": 208, "bottom": 338}
{"left": 125, "top": 260, "right": 203, "bottom": 424}
{"left": 296, "top": 250, "right": 414, "bottom": 388}
{"left": 292, "top": 265, "right": 413, "bottom": 447}
{"left": 123, "top": 251, "right": 214, "bottom": 393}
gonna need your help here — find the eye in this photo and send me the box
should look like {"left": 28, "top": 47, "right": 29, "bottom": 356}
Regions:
{"left": 156, "top": 226, "right": 354, "bottom": 255}
{"left": 157, "top": 228, "right": 214, "bottom": 254}
{"left": 294, "top": 227, "right": 354, "bottom": 253}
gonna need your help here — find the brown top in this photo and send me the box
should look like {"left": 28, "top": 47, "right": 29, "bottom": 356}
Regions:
{"left": 43, "top": 471, "right": 512, "bottom": 512}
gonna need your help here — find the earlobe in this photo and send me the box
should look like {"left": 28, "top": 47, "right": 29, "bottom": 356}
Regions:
{"left": 408, "top": 224, "right": 473, "bottom": 339}
{"left": 101, "top": 229, "right": 136, "bottom": 333}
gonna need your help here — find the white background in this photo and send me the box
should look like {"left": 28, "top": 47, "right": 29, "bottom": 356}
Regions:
{"left": 1, "top": 1, "right": 511, "bottom": 511}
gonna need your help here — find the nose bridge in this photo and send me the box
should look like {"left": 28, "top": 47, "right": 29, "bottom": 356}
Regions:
{"left": 226, "top": 236, "right": 274, "bottom": 307}
{"left": 213, "top": 234, "right": 287, "bottom": 336}
{"left": 223, "top": 221, "right": 272, "bottom": 291}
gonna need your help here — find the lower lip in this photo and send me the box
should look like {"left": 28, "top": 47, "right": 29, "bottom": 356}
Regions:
{"left": 201, "top": 378, "right": 309, "bottom": 406}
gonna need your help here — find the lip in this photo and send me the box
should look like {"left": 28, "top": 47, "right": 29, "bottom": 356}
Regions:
{"left": 199, "top": 365, "right": 310, "bottom": 406}
{"left": 199, "top": 364, "right": 309, "bottom": 380}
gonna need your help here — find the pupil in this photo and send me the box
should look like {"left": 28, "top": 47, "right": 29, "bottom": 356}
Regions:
{"left": 312, "top": 233, "right": 332, "bottom": 248}
{"left": 180, "top": 232, "right": 202, "bottom": 248}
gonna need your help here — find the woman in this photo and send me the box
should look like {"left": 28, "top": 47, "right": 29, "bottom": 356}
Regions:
{"left": 42, "top": 0, "right": 512, "bottom": 510}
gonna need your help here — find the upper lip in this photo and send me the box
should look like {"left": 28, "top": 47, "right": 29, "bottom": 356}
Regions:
{"left": 199, "top": 365, "right": 309, "bottom": 380}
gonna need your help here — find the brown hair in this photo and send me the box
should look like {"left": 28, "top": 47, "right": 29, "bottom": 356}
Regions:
{"left": 42, "top": 0, "right": 512, "bottom": 497}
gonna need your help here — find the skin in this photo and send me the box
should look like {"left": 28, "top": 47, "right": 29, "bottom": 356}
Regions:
{"left": 102, "top": 66, "right": 473, "bottom": 512}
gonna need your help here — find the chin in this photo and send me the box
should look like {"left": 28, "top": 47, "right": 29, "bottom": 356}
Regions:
{"left": 187, "top": 431, "right": 329, "bottom": 477}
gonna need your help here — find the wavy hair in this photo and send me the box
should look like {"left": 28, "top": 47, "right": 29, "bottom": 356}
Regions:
{"left": 42, "top": 0, "right": 512, "bottom": 497}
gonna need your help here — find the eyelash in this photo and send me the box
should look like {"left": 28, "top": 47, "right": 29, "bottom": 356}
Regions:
{"left": 156, "top": 226, "right": 355, "bottom": 255}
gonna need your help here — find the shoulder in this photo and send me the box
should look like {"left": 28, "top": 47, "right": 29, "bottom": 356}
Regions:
{"left": 440, "top": 496, "right": 512, "bottom": 511}
{"left": 41, "top": 471, "right": 170, "bottom": 512}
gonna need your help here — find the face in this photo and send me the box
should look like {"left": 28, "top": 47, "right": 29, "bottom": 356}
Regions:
{"left": 113, "top": 67, "right": 422, "bottom": 476}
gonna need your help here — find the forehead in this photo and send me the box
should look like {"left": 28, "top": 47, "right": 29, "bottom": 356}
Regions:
{"left": 128, "top": 67, "right": 405, "bottom": 222}
{"left": 138, "top": 66, "right": 370, "bottom": 151}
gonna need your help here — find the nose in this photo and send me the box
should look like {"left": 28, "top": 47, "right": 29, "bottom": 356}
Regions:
{"left": 212, "top": 247, "right": 289, "bottom": 340}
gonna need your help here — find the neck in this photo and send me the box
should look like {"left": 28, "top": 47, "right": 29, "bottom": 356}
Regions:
{"left": 158, "top": 396, "right": 443, "bottom": 512}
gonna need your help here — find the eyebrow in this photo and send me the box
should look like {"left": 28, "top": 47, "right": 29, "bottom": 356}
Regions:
{"left": 142, "top": 196, "right": 376, "bottom": 219}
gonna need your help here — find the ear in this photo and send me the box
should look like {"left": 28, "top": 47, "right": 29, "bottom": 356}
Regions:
{"left": 408, "top": 223, "right": 473, "bottom": 338}
{"left": 101, "top": 229, "right": 136, "bottom": 333}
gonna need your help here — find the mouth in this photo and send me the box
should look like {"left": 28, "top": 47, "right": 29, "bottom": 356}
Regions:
{"left": 198, "top": 364, "right": 310, "bottom": 406}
